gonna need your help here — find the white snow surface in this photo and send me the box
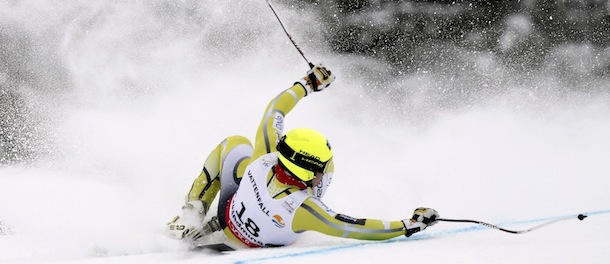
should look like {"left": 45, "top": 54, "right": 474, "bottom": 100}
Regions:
{"left": 1, "top": 1, "right": 610, "bottom": 263}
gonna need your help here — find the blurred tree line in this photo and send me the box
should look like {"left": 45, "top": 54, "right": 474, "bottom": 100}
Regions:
{"left": 294, "top": 0, "right": 610, "bottom": 74}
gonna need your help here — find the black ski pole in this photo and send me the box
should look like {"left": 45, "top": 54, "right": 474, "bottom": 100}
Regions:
{"left": 265, "top": 0, "right": 314, "bottom": 69}
{"left": 437, "top": 214, "right": 587, "bottom": 234}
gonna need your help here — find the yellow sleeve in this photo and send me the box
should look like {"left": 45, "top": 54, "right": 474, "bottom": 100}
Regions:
{"left": 251, "top": 82, "right": 310, "bottom": 160}
{"left": 292, "top": 197, "right": 407, "bottom": 240}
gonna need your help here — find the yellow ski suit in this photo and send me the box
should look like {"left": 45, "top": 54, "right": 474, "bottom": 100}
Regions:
{"left": 185, "top": 82, "right": 408, "bottom": 247}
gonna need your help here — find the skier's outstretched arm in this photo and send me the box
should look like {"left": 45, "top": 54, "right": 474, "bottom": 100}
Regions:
{"left": 251, "top": 65, "right": 335, "bottom": 161}
{"left": 293, "top": 197, "right": 439, "bottom": 240}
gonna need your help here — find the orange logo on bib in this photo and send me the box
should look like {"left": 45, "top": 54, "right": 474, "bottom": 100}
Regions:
{"left": 272, "top": 214, "right": 285, "bottom": 228}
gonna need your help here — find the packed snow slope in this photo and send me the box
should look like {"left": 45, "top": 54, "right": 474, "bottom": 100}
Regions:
{"left": 1, "top": 1, "right": 609, "bottom": 263}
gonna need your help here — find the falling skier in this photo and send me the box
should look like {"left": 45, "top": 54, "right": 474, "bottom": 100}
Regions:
{"left": 166, "top": 65, "right": 439, "bottom": 249}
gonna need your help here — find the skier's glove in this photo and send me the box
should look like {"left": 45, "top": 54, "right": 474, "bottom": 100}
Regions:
{"left": 304, "top": 64, "right": 336, "bottom": 92}
{"left": 402, "top": 207, "right": 439, "bottom": 237}
{"left": 412, "top": 207, "right": 439, "bottom": 226}
{"left": 166, "top": 200, "right": 206, "bottom": 239}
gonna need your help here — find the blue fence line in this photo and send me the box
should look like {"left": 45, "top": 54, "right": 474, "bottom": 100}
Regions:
{"left": 235, "top": 209, "right": 610, "bottom": 264}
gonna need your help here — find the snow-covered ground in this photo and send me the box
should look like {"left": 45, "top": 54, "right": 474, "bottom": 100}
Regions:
{"left": 1, "top": 1, "right": 609, "bottom": 263}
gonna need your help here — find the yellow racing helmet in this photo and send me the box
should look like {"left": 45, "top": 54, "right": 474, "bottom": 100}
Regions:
{"left": 276, "top": 128, "right": 333, "bottom": 182}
